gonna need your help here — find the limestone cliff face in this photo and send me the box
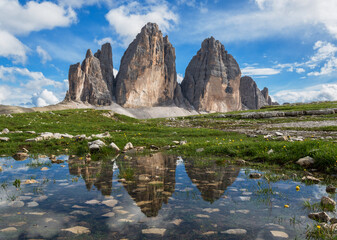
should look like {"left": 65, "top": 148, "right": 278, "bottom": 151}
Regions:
{"left": 115, "top": 23, "right": 183, "bottom": 108}
{"left": 180, "top": 37, "right": 242, "bottom": 112}
{"left": 64, "top": 43, "right": 114, "bottom": 105}
{"left": 240, "top": 76, "right": 269, "bottom": 110}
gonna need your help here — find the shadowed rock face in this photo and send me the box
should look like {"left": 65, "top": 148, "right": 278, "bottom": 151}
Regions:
{"left": 117, "top": 153, "right": 176, "bottom": 217}
{"left": 64, "top": 43, "right": 114, "bottom": 105}
{"left": 240, "top": 76, "right": 269, "bottom": 110}
{"left": 184, "top": 160, "right": 240, "bottom": 203}
{"left": 115, "top": 23, "right": 184, "bottom": 108}
{"left": 181, "top": 37, "right": 242, "bottom": 112}
{"left": 261, "top": 87, "right": 272, "bottom": 105}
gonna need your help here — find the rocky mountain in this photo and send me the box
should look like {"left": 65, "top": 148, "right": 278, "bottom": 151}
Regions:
{"left": 180, "top": 37, "right": 242, "bottom": 112}
{"left": 63, "top": 23, "right": 276, "bottom": 113}
{"left": 240, "top": 76, "right": 269, "bottom": 110}
{"left": 64, "top": 43, "right": 114, "bottom": 105}
{"left": 115, "top": 23, "right": 184, "bottom": 108}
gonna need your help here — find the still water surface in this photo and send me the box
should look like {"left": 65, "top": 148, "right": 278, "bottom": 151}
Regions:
{"left": 0, "top": 153, "right": 334, "bottom": 239}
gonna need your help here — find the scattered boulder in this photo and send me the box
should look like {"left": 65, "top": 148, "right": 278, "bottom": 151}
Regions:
{"left": 109, "top": 142, "right": 120, "bottom": 152}
{"left": 321, "top": 196, "right": 336, "bottom": 207}
{"left": 13, "top": 152, "right": 29, "bottom": 161}
{"left": 308, "top": 212, "right": 330, "bottom": 222}
{"left": 2, "top": 128, "right": 9, "bottom": 134}
{"left": 123, "top": 142, "right": 133, "bottom": 151}
{"left": 88, "top": 140, "right": 106, "bottom": 153}
{"left": 296, "top": 156, "right": 315, "bottom": 167}
{"left": 0, "top": 137, "right": 9, "bottom": 142}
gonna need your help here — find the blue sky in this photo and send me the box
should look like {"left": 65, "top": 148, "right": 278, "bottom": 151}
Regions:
{"left": 1, "top": 0, "right": 337, "bottom": 107}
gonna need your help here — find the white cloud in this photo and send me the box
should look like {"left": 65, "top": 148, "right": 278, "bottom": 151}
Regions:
{"left": 94, "top": 37, "right": 116, "bottom": 46}
{"left": 241, "top": 67, "right": 281, "bottom": 76}
{"left": 272, "top": 83, "right": 337, "bottom": 104}
{"left": 0, "top": 66, "right": 65, "bottom": 106}
{"left": 187, "top": 0, "right": 337, "bottom": 43}
{"left": 105, "top": 1, "right": 178, "bottom": 46}
{"left": 31, "top": 89, "right": 59, "bottom": 107}
{"left": 177, "top": 73, "right": 184, "bottom": 83}
{"left": 36, "top": 46, "right": 52, "bottom": 64}
{"left": 0, "top": 0, "right": 76, "bottom": 35}
{"left": 58, "top": 0, "right": 115, "bottom": 8}
{"left": 247, "top": 41, "right": 337, "bottom": 77}
{"left": 113, "top": 68, "right": 118, "bottom": 78}
{"left": 0, "top": 0, "right": 77, "bottom": 63}
{"left": 0, "top": 31, "right": 28, "bottom": 64}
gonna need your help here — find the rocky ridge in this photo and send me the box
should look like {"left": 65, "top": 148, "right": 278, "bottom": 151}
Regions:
{"left": 240, "top": 76, "right": 269, "bottom": 110}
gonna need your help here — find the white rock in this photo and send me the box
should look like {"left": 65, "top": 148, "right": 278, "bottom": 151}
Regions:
{"left": 109, "top": 142, "right": 120, "bottom": 152}
{"left": 27, "top": 201, "right": 39, "bottom": 207}
{"left": 123, "top": 142, "right": 134, "bottom": 151}
{"left": 102, "top": 199, "right": 118, "bottom": 207}
{"left": 85, "top": 199, "right": 100, "bottom": 205}
{"left": 9, "top": 201, "right": 24, "bottom": 208}
{"left": 0, "top": 137, "right": 9, "bottom": 142}
{"left": 2, "top": 128, "right": 10, "bottom": 134}
{"left": 0, "top": 227, "right": 17, "bottom": 232}
{"left": 62, "top": 226, "right": 90, "bottom": 234}
{"left": 142, "top": 228, "right": 166, "bottom": 236}
{"left": 296, "top": 156, "right": 315, "bottom": 167}
{"left": 222, "top": 229, "right": 247, "bottom": 235}
{"left": 270, "top": 231, "right": 289, "bottom": 238}
{"left": 102, "top": 212, "right": 115, "bottom": 217}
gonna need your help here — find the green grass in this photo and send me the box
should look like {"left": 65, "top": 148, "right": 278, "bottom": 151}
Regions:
{"left": 0, "top": 108, "right": 336, "bottom": 173}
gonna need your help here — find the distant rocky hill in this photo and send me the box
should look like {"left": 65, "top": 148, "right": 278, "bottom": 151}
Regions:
{"left": 64, "top": 22, "right": 276, "bottom": 112}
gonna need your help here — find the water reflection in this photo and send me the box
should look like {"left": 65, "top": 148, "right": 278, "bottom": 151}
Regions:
{"left": 116, "top": 153, "right": 176, "bottom": 217}
{"left": 184, "top": 159, "right": 240, "bottom": 202}
{"left": 68, "top": 156, "right": 114, "bottom": 196}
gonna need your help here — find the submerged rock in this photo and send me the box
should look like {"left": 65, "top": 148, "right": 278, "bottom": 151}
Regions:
{"left": 0, "top": 227, "right": 17, "bottom": 232}
{"left": 61, "top": 226, "right": 91, "bottom": 235}
{"left": 221, "top": 229, "right": 247, "bottom": 235}
{"left": 142, "top": 228, "right": 166, "bottom": 236}
{"left": 270, "top": 231, "right": 289, "bottom": 238}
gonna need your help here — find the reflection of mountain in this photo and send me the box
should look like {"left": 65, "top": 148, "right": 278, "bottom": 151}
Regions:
{"left": 184, "top": 160, "right": 240, "bottom": 203}
{"left": 68, "top": 156, "right": 114, "bottom": 196}
{"left": 117, "top": 153, "right": 176, "bottom": 217}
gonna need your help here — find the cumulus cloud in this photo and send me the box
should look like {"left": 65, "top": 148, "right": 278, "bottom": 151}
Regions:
{"left": 31, "top": 89, "right": 59, "bottom": 107}
{"left": 241, "top": 67, "right": 280, "bottom": 76}
{"left": 0, "top": 31, "right": 28, "bottom": 64}
{"left": 58, "top": 0, "right": 115, "bottom": 8}
{"left": 94, "top": 37, "right": 116, "bottom": 46}
{"left": 0, "top": 0, "right": 77, "bottom": 63}
{"left": 0, "top": 66, "right": 65, "bottom": 106}
{"left": 272, "top": 83, "right": 337, "bottom": 104}
{"left": 36, "top": 46, "right": 52, "bottom": 64}
{"left": 105, "top": 1, "right": 178, "bottom": 46}
{"left": 186, "top": 0, "right": 337, "bottom": 43}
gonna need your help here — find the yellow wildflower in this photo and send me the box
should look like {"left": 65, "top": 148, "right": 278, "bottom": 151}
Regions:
{"left": 296, "top": 186, "right": 300, "bottom": 191}
{"left": 284, "top": 205, "right": 289, "bottom": 208}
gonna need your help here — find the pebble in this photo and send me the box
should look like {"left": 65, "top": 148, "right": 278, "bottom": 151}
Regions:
{"left": 27, "top": 201, "right": 39, "bottom": 207}
{"left": 0, "top": 227, "right": 17, "bottom": 232}
{"left": 270, "top": 231, "right": 289, "bottom": 238}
